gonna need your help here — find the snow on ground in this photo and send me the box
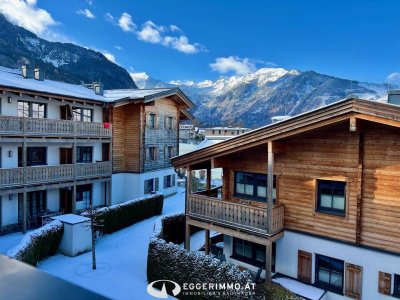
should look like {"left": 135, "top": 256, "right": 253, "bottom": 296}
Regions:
{"left": 37, "top": 188, "right": 186, "bottom": 300}
{"left": 272, "top": 277, "right": 325, "bottom": 300}
{"left": 0, "top": 232, "right": 25, "bottom": 255}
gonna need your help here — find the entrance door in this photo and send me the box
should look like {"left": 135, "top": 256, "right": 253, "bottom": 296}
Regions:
{"left": 60, "top": 148, "right": 73, "bottom": 164}
{"left": 60, "top": 188, "right": 73, "bottom": 213}
{"left": 298, "top": 250, "right": 312, "bottom": 284}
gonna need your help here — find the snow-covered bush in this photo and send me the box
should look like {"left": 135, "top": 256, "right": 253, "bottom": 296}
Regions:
{"left": 83, "top": 193, "right": 163, "bottom": 234}
{"left": 8, "top": 220, "right": 63, "bottom": 266}
{"left": 147, "top": 238, "right": 254, "bottom": 300}
{"left": 159, "top": 213, "right": 201, "bottom": 244}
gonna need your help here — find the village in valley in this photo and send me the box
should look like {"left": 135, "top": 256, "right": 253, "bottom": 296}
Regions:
{"left": 0, "top": 1, "right": 400, "bottom": 300}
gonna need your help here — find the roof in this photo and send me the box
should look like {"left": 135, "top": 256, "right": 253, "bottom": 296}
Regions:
{"left": 172, "top": 98, "right": 400, "bottom": 168}
{"left": 0, "top": 67, "right": 195, "bottom": 110}
{"left": 0, "top": 67, "right": 105, "bottom": 102}
{"left": 0, "top": 254, "right": 107, "bottom": 300}
{"left": 51, "top": 214, "right": 90, "bottom": 225}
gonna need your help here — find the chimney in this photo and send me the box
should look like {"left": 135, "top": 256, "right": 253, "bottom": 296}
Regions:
{"left": 388, "top": 90, "right": 400, "bottom": 105}
{"left": 93, "top": 82, "right": 104, "bottom": 96}
{"left": 21, "top": 65, "right": 34, "bottom": 79}
{"left": 34, "top": 68, "right": 44, "bottom": 81}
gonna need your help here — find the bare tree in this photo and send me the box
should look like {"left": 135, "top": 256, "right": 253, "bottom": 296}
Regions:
{"left": 83, "top": 206, "right": 103, "bottom": 270}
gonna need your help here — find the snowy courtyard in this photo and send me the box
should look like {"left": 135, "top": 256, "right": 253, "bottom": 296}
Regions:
{"left": 0, "top": 188, "right": 195, "bottom": 300}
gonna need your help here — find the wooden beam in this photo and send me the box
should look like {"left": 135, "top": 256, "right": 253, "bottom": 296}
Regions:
{"left": 206, "top": 167, "right": 211, "bottom": 196}
{"left": 356, "top": 131, "right": 365, "bottom": 245}
{"left": 350, "top": 117, "right": 357, "bottom": 131}
{"left": 267, "top": 142, "right": 274, "bottom": 234}
{"left": 354, "top": 113, "right": 400, "bottom": 128}
{"left": 71, "top": 185, "right": 77, "bottom": 214}
{"left": 205, "top": 229, "right": 210, "bottom": 255}
{"left": 185, "top": 221, "right": 191, "bottom": 250}
{"left": 22, "top": 192, "right": 27, "bottom": 234}
{"left": 187, "top": 217, "right": 270, "bottom": 246}
{"left": 185, "top": 166, "right": 191, "bottom": 215}
{"left": 265, "top": 240, "right": 272, "bottom": 282}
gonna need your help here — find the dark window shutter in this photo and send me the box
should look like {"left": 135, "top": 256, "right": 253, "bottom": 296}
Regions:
{"left": 378, "top": 272, "right": 391, "bottom": 295}
{"left": 155, "top": 178, "right": 159, "bottom": 191}
{"left": 297, "top": 250, "right": 312, "bottom": 284}
{"left": 345, "top": 263, "right": 362, "bottom": 299}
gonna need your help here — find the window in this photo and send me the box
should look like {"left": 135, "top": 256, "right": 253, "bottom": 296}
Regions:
{"left": 212, "top": 130, "right": 215, "bottom": 134}
{"left": 18, "top": 147, "right": 47, "bottom": 167}
{"left": 72, "top": 107, "right": 93, "bottom": 122}
{"left": 18, "top": 101, "right": 46, "bottom": 118}
{"left": 317, "top": 180, "right": 346, "bottom": 215}
{"left": 27, "top": 191, "right": 46, "bottom": 217}
{"left": 146, "top": 147, "right": 158, "bottom": 161}
{"left": 148, "top": 113, "right": 156, "bottom": 128}
{"left": 164, "top": 174, "right": 176, "bottom": 188}
{"left": 378, "top": 272, "right": 391, "bottom": 295}
{"left": 315, "top": 254, "right": 344, "bottom": 294}
{"left": 76, "top": 184, "right": 92, "bottom": 211}
{"left": 232, "top": 238, "right": 275, "bottom": 270}
{"left": 394, "top": 274, "right": 400, "bottom": 297}
{"left": 144, "top": 178, "right": 159, "bottom": 194}
{"left": 234, "top": 172, "right": 276, "bottom": 202}
{"left": 165, "top": 116, "right": 173, "bottom": 130}
{"left": 165, "top": 146, "right": 174, "bottom": 159}
{"left": 76, "top": 147, "right": 93, "bottom": 163}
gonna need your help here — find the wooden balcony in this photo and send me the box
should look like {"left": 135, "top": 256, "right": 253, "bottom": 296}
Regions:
{"left": 188, "top": 194, "right": 284, "bottom": 236}
{"left": 0, "top": 161, "right": 112, "bottom": 187}
{"left": 0, "top": 116, "right": 112, "bottom": 138}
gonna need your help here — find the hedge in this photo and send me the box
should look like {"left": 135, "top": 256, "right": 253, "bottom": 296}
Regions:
{"left": 83, "top": 193, "right": 164, "bottom": 234}
{"left": 147, "top": 239, "right": 255, "bottom": 300}
{"left": 160, "top": 213, "right": 202, "bottom": 244}
{"left": 7, "top": 220, "right": 63, "bottom": 266}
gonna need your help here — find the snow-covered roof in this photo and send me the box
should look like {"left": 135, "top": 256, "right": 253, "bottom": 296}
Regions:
{"left": 0, "top": 67, "right": 105, "bottom": 101}
{"left": 195, "top": 137, "right": 226, "bottom": 150}
{"left": 52, "top": 214, "right": 90, "bottom": 224}
{"left": 102, "top": 88, "right": 172, "bottom": 102}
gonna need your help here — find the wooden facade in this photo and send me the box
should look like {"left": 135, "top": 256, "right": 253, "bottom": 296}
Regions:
{"left": 172, "top": 98, "right": 400, "bottom": 282}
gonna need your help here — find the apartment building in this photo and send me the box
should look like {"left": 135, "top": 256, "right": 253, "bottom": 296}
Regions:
{"left": 0, "top": 67, "right": 112, "bottom": 234}
{"left": 204, "top": 126, "right": 250, "bottom": 138}
{"left": 105, "top": 89, "right": 194, "bottom": 203}
{"left": 172, "top": 98, "right": 400, "bottom": 300}
{"left": 0, "top": 67, "right": 194, "bottom": 234}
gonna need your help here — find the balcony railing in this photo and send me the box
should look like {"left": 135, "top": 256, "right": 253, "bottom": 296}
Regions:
{"left": 0, "top": 116, "right": 112, "bottom": 138}
{"left": 188, "top": 194, "right": 284, "bottom": 235}
{"left": 0, "top": 161, "right": 112, "bottom": 187}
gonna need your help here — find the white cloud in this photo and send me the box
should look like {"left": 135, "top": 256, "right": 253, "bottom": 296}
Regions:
{"left": 386, "top": 72, "right": 400, "bottom": 87}
{"left": 210, "top": 56, "right": 256, "bottom": 75}
{"left": 163, "top": 36, "right": 201, "bottom": 54}
{"left": 104, "top": 12, "right": 114, "bottom": 23}
{"left": 137, "top": 21, "right": 163, "bottom": 43}
{"left": 0, "top": 0, "right": 57, "bottom": 36}
{"left": 114, "top": 45, "right": 123, "bottom": 50}
{"left": 77, "top": 8, "right": 95, "bottom": 19}
{"left": 85, "top": 0, "right": 94, "bottom": 5}
{"left": 130, "top": 72, "right": 149, "bottom": 88}
{"left": 118, "top": 12, "right": 136, "bottom": 32}
{"left": 102, "top": 52, "right": 116, "bottom": 63}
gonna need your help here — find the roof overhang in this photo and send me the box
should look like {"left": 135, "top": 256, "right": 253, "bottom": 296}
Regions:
{"left": 172, "top": 98, "right": 400, "bottom": 168}
{"left": 180, "top": 109, "right": 195, "bottom": 121}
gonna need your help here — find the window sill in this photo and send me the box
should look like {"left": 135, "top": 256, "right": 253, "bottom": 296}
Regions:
{"left": 315, "top": 209, "right": 346, "bottom": 217}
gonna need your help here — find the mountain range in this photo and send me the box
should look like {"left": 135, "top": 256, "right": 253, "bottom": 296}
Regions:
{"left": 0, "top": 13, "right": 389, "bottom": 128}
{"left": 0, "top": 14, "right": 136, "bottom": 89}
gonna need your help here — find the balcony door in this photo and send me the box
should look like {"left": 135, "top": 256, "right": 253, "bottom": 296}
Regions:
{"left": 60, "top": 188, "right": 73, "bottom": 214}
{"left": 18, "top": 147, "right": 47, "bottom": 167}
{"left": 60, "top": 105, "right": 73, "bottom": 120}
{"left": 60, "top": 148, "right": 73, "bottom": 164}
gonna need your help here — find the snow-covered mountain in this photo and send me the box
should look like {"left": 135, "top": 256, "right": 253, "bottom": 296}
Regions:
{"left": 141, "top": 68, "right": 388, "bottom": 128}
{"left": 0, "top": 14, "right": 136, "bottom": 89}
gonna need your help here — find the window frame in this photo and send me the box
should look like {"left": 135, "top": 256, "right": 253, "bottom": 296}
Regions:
{"left": 165, "top": 116, "right": 173, "bottom": 130}
{"left": 394, "top": 274, "right": 400, "bottom": 298}
{"left": 148, "top": 113, "right": 156, "bottom": 129}
{"left": 147, "top": 146, "right": 158, "bottom": 161}
{"left": 76, "top": 146, "right": 93, "bottom": 163}
{"left": 316, "top": 180, "right": 346, "bottom": 216}
{"left": 17, "top": 100, "right": 47, "bottom": 118}
{"left": 315, "top": 254, "right": 344, "bottom": 294}
{"left": 234, "top": 171, "right": 276, "bottom": 203}
{"left": 144, "top": 178, "right": 159, "bottom": 194}
{"left": 72, "top": 107, "right": 93, "bottom": 122}
{"left": 76, "top": 184, "right": 92, "bottom": 211}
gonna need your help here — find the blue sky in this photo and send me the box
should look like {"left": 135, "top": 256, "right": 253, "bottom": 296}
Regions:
{"left": 1, "top": 0, "right": 400, "bottom": 84}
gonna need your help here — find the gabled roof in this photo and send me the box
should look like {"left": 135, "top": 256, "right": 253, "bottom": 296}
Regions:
{"left": 103, "top": 87, "right": 195, "bottom": 109}
{"left": 172, "top": 98, "right": 400, "bottom": 168}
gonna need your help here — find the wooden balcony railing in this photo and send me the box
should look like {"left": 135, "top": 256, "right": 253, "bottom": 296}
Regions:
{"left": 0, "top": 116, "right": 112, "bottom": 138}
{"left": 0, "top": 161, "right": 112, "bottom": 187}
{"left": 188, "top": 194, "right": 284, "bottom": 235}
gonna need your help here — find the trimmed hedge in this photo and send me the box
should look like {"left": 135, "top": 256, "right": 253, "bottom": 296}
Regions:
{"left": 147, "top": 239, "right": 254, "bottom": 300}
{"left": 8, "top": 220, "right": 63, "bottom": 266}
{"left": 160, "top": 213, "right": 202, "bottom": 244}
{"left": 84, "top": 193, "right": 164, "bottom": 234}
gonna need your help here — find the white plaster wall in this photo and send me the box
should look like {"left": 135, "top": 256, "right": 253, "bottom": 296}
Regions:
{"left": 276, "top": 231, "right": 400, "bottom": 300}
{"left": 1, "top": 194, "right": 18, "bottom": 226}
{"left": 0, "top": 143, "right": 18, "bottom": 168}
{"left": 111, "top": 168, "right": 178, "bottom": 204}
{"left": 0, "top": 92, "right": 103, "bottom": 122}
{"left": 92, "top": 181, "right": 106, "bottom": 207}
{"left": 46, "top": 189, "right": 59, "bottom": 212}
